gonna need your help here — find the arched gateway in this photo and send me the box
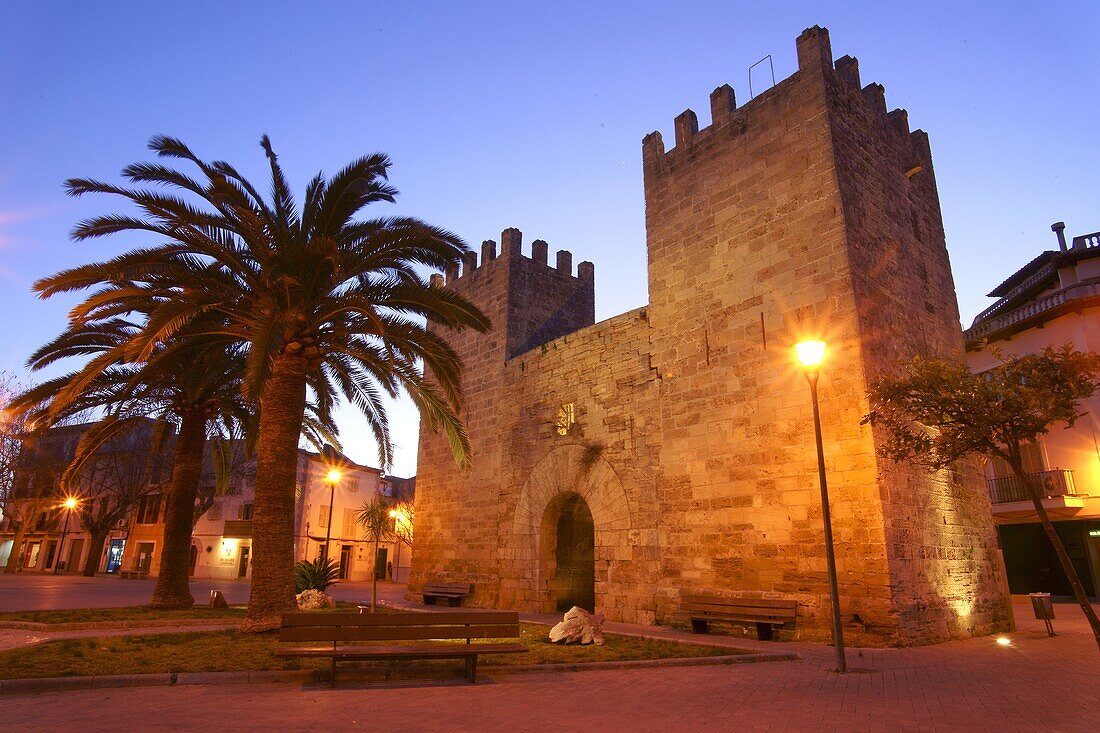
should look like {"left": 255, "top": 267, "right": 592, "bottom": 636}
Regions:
{"left": 507, "top": 444, "right": 634, "bottom": 616}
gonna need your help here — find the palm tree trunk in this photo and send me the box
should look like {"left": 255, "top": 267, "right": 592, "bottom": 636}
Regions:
{"left": 1011, "top": 457, "right": 1100, "bottom": 652}
{"left": 243, "top": 352, "right": 309, "bottom": 631}
{"left": 82, "top": 530, "right": 108, "bottom": 576}
{"left": 150, "top": 409, "right": 206, "bottom": 608}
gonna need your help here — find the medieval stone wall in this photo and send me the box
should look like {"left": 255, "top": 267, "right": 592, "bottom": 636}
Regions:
{"left": 410, "top": 26, "right": 1012, "bottom": 646}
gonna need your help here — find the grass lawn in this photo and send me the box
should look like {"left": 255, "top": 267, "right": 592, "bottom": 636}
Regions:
{"left": 0, "top": 623, "right": 734, "bottom": 680}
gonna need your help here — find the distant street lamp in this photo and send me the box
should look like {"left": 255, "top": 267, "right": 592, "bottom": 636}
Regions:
{"left": 794, "top": 339, "right": 847, "bottom": 674}
{"left": 54, "top": 496, "right": 79, "bottom": 575}
{"left": 321, "top": 468, "right": 341, "bottom": 565}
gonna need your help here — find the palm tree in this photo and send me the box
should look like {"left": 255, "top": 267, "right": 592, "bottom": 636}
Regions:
{"left": 36, "top": 136, "right": 489, "bottom": 629}
{"left": 356, "top": 495, "right": 392, "bottom": 613}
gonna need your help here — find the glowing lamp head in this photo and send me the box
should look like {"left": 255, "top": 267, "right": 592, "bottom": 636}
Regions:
{"left": 389, "top": 510, "right": 399, "bottom": 518}
{"left": 794, "top": 340, "right": 827, "bottom": 370}
{"left": 62, "top": 497, "right": 78, "bottom": 510}
{"left": 325, "top": 469, "right": 342, "bottom": 484}
{"left": 995, "top": 636, "right": 1012, "bottom": 647}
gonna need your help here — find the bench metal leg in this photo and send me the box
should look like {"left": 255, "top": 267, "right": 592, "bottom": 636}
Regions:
{"left": 330, "top": 657, "right": 337, "bottom": 688}
{"left": 465, "top": 655, "right": 478, "bottom": 683}
{"left": 755, "top": 622, "right": 774, "bottom": 641}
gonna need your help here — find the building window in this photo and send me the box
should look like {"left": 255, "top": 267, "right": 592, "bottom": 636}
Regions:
{"left": 238, "top": 503, "right": 254, "bottom": 521}
{"left": 319, "top": 505, "right": 330, "bottom": 528}
{"left": 990, "top": 441, "right": 1045, "bottom": 477}
{"left": 342, "top": 508, "right": 357, "bottom": 539}
{"left": 136, "top": 495, "right": 162, "bottom": 524}
{"left": 556, "top": 403, "right": 576, "bottom": 436}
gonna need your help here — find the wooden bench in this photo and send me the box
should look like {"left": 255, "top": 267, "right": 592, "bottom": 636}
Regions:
{"left": 119, "top": 570, "right": 149, "bottom": 580}
{"left": 422, "top": 582, "right": 473, "bottom": 606}
{"left": 275, "top": 611, "right": 525, "bottom": 686}
{"left": 681, "top": 594, "right": 797, "bottom": 641}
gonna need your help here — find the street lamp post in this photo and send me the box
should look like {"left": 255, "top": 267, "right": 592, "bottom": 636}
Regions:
{"left": 322, "top": 469, "right": 341, "bottom": 565}
{"left": 54, "top": 496, "right": 78, "bottom": 575}
{"left": 389, "top": 509, "right": 402, "bottom": 583}
{"left": 794, "top": 339, "right": 847, "bottom": 674}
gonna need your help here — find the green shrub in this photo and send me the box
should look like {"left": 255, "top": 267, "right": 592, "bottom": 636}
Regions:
{"left": 294, "top": 558, "right": 340, "bottom": 593}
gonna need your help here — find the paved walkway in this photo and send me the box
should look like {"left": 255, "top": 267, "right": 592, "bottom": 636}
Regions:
{"left": 0, "top": 574, "right": 1097, "bottom": 731}
{"left": 0, "top": 572, "right": 406, "bottom": 611}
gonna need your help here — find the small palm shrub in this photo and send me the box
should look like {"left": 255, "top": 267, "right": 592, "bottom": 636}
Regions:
{"left": 294, "top": 558, "right": 340, "bottom": 593}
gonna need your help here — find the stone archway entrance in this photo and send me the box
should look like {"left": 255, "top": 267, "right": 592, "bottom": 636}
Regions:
{"left": 541, "top": 492, "right": 595, "bottom": 612}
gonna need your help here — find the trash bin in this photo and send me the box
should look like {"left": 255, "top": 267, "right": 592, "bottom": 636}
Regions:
{"left": 1028, "top": 592, "right": 1055, "bottom": 636}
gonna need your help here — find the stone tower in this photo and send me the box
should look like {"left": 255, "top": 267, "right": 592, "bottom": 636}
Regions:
{"left": 411, "top": 26, "right": 1012, "bottom": 646}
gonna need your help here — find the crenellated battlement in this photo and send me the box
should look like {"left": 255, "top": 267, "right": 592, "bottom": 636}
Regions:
{"left": 443, "top": 227, "right": 594, "bottom": 286}
{"left": 642, "top": 26, "right": 925, "bottom": 169}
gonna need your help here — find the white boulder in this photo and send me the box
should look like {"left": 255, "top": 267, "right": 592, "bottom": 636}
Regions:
{"left": 296, "top": 589, "right": 336, "bottom": 610}
{"left": 549, "top": 606, "right": 605, "bottom": 646}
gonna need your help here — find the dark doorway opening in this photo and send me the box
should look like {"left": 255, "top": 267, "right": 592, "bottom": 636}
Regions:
{"left": 188, "top": 544, "right": 198, "bottom": 576}
{"left": 237, "top": 546, "right": 250, "bottom": 578}
{"left": 542, "top": 492, "right": 595, "bottom": 613}
{"left": 339, "top": 545, "right": 353, "bottom": 580}
{"left": 374, "top": 547, "right": 388, "bottom": 580}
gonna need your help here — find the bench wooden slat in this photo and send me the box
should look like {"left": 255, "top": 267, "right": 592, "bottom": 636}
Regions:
{"left": 275, "top": 642, "right": 526, "bottom": 659}
{"left": 423, "top": 583, "right": 473, "bottom": 593}
{"left": 681, "top": 593, "right": 798, "bottom": 640}
{"left": 681, "top": 603, "right": 797, "bottom": 620}
{"left": 682, "top": 596, "right": 797, "bottom": 611}
{"left": 281, "top": 611, "right": 513, "bottom": 627}
{"left": 277, "top": 609, "right": 524, "bottom": 685}
{"left": 279, "top": 624, "right": 520, "bottom": 643}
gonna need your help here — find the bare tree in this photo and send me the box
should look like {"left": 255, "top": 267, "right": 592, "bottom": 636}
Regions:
{"left": 0, "top": 373, "right": 58, "bottom": 573}
{"left": 65, "top": 420, "right": 173, "bottom": 576}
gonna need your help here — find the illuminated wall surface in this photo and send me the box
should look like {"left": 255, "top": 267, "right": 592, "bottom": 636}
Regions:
{"left": 412, "top": 27, "right": 1013, "bottom": 646}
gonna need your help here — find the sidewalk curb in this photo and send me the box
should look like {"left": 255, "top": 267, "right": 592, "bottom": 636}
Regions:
{"left": 491, "top": 651, "right": 800, "bottom": 675}
{"left": 0, "top": 619, "right": 241, "bottom": 632}
{"left": 0, "top": 650, "right": 798, "bottom": 695}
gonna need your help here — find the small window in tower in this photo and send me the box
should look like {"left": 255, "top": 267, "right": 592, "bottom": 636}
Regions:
{"left": 556, "top": 403, "right": 576, "bottom": 436}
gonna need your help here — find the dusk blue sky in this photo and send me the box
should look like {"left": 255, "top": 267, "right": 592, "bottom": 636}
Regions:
{"left": 2, "top": 2, "right": 1097, "bottom": 477}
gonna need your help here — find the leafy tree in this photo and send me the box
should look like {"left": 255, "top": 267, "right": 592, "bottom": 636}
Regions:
{"left": 862, "top": 345, "right": 1100, "bottom": 651}
{"left": 357, "top": 495, "right": 392, "bottom": 613}
{"left": 38, "top": 135, "right": 490, "bottom": 629}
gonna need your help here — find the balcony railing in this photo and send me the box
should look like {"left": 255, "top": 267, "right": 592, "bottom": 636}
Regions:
{"left": 987, "top": 468, "right": 1076, "bottom": 504}
{"left": 965, "top": 281, "right": 1100, "bottom": 342}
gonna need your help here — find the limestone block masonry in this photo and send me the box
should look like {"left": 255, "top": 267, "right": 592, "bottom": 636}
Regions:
{"left": 411, "top": 26, "right": 1013, "bottom": 646}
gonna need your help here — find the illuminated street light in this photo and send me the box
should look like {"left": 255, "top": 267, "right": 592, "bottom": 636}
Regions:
{"left": 794, "top": 339, "right": 847, "bottom": 673}
{"left": 54, "top": 496, "right": 80, "bottom": 575}
{"left": 321, "top": 465, "right": 341, "bottom": 565}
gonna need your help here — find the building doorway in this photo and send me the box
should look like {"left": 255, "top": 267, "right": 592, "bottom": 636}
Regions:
{"left": 65, "top": 539, "right": 84, "bottom": 574}
{"left": 374, "top": 547, "right": 388, "bottom": 580}
{"left": 24, "top": 541, "right": 41, "bottom": 569}
{"left": 43, "top": 540, "right": 57, "bottom": 570}
{"left": 339, "top": 545, "right": 353, "bottom": 580}
{"left": 237, "top": 546, "right": 250, "bottom": 578}
{"left": 188, "top": 544, "right": 199, "bottom": 576}
{"left": 105, "top": 540, "right": 125, "bottom": 573}
{"left": 541, "top": 492, "right": 595, "bottom": 613}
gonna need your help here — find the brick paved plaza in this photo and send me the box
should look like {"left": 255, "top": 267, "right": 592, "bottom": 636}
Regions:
{"left": 0, "top": 575, "right": 1095, "bottom": 732}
